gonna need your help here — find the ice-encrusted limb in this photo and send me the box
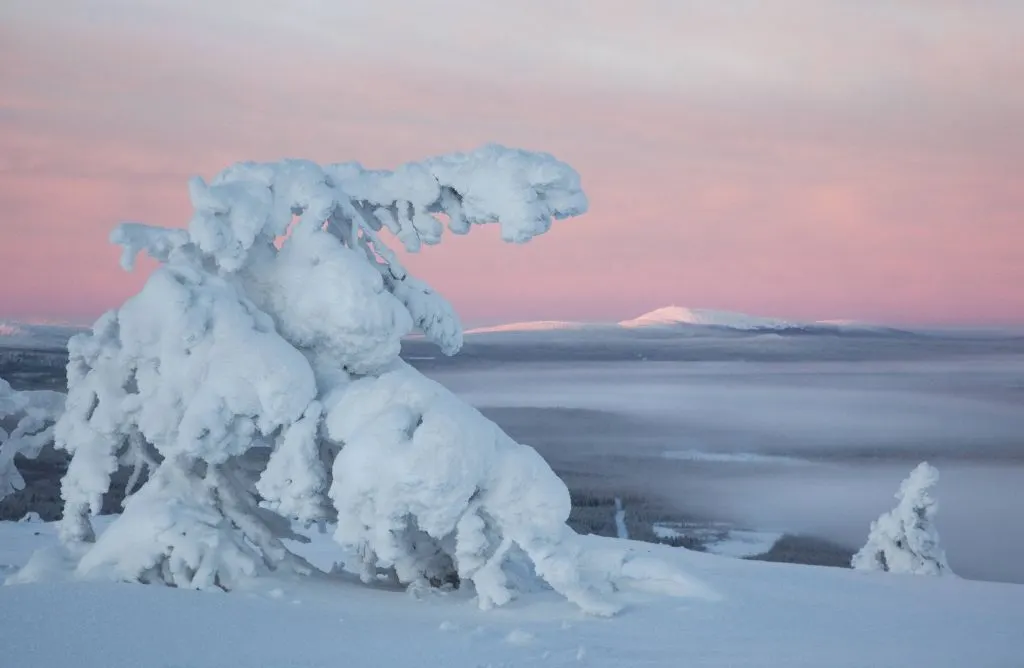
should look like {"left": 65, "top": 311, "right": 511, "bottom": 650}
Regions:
{"left": 0, "top": 378, "right": 65, "bottom": 500}
{"left": 327, "top": 364, "right": 619, "bottom": 615}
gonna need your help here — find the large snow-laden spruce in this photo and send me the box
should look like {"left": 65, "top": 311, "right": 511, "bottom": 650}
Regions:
{"left": 851, "top": 462, "right": 953, "bottom": 576}
{"left": 46, "top": 145, "right": 619, "bottom": 612}
{"left": 0, "top": 377, "right": 65, "bottom": 500}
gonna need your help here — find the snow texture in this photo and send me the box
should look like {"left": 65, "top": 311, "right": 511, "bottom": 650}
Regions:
{"left": 327, "top": 362, "right": 618, "bottom": 615}
{"left": 72, "top": 465, "right": 314, "bottom": 589}
{"left": 33, "top": 145, "right": 619, "bottom": 613}
{"left": 0, "top": 377, "right": 65, "bottom": 500}
{"left": 852, "top": 462, "right": 953, "bottom": 575}
{"left": 3, "top": 520, "right": 1021, "bottom": 668}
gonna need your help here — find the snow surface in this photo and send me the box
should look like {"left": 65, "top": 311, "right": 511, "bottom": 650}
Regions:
{"left": 652, "top": 523, "right": 784, "bottom": 559}
{"left": 2, "top": 518, "right": 1022, "bottom": 667}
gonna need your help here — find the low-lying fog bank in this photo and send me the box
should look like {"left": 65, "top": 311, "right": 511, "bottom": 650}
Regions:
{"left": 418, "top": 336, "right": 1024, "bottom": 584}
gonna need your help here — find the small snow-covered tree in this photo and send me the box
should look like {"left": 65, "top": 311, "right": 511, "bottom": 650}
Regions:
{"left": 44, "top": 145, "right": 618, "bottom": 612}
{"left": 0, "top": 377, "right": 64, "bottom": 501}
{"left": 852, "top": 462, "right": 952, "bottom": 576}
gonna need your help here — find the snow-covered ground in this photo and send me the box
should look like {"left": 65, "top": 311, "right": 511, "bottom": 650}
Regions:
{"left": 652, "top": 522, "right": 784, "bottom": 559}
{"left": 2, "top": 517, "right": 1022, "bottom": 667}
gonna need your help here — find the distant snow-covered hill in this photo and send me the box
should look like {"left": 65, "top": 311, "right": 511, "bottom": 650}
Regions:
{"left": 463, "top": 306, "right": 904, "bottom": 337}
{"left": 464, "top": 320, "right": 596, "bottom": 335}
{"left": 618, "top": 306, "right": 797, "bottom": 330}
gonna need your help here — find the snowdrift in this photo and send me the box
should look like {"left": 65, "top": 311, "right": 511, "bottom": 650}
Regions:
{"left": 2, "top": 519, "right": 1021, "bottom": 668}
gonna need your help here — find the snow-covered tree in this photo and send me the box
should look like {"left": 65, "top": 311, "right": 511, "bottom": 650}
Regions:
{"left": 46, "top": 144, "right": 618, "bottom": 613}
{"left": 0, "top": 377, "right": 64, "bottom": 501}
{"left": 852, "top": 462, "right": 952, "bottom": 576}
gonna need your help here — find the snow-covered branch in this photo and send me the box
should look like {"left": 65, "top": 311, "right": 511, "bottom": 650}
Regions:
{"left": 326, "top": 363, "right": 618, "bottom": 615}
{"left": 113, "top": 145, "right": 585, "bottom": 358}
{"left": 0, "top": 377, "right": 64, "bottom": 500}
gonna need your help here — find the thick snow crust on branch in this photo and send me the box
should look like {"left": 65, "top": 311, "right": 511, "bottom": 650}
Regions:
{"left": 0, "top": 378, "right": 65, "bottom": 500}
{"left": 852, "top": 462, "right": 953, "bottom": 576}
{"left": 184, "top": 143, "right": 586, "bottom": 271}
{"left": 327, "top": 363, "right": 617, "bottom": 615}
{"left": 37, "top": 145, "right": 626, "bottom": 613}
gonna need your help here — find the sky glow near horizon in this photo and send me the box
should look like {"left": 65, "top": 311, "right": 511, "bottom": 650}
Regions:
{"left": 1, "top": 1, "right": 1022, "bottom": 327}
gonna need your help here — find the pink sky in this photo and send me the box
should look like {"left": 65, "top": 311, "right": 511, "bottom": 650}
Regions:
{"left": 2, "top": 1, "right": 1022, "bottom": 327}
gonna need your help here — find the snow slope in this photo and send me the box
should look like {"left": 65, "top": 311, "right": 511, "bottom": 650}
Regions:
{"left": 2, "top": 519, "right": 1021, "bottom": 667}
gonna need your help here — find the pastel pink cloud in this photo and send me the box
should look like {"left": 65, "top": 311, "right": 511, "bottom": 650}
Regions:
{"left": 1, "top": 1, "right": 1022, "bottom": 326}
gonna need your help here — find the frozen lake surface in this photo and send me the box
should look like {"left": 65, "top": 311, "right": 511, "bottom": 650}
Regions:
{"left": 409, "top": 330, "right": 1024, "bottom": 584}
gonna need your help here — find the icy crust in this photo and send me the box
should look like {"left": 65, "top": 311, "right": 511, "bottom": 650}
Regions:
{"left": 327, "top": 363, "right": 617, "bottom": 615}
{"left": 0, "top": 378, "right": 65, "bottom": 499}
{"left": 852, "top": 462, "right": 953, "bottom": 576}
